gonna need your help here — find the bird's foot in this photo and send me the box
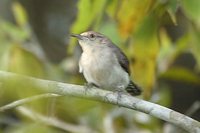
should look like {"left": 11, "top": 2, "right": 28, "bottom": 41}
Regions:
{"left": 84, "top": 83, "right": 99, "bottom": 94}
{"left": 114, "top": 89, "right": 124, "bottom": 106}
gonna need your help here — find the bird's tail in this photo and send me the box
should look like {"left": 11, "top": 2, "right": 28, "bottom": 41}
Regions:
{"left": 126, "top": 81, "right": 142, "bottom": 96}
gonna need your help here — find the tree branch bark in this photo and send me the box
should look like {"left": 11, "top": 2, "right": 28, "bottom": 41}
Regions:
{"left": 0, "top": 71, "right": 199, "bottom": 133}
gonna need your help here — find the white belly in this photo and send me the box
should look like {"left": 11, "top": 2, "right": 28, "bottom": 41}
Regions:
{"left": 79, "top": 49, "right": 129, "bottom": 91}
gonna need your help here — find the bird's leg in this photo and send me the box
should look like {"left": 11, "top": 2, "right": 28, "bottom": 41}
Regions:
{"left": 84, "top": 83, "right": 99, "bottom": 94}
{"left": 114, "top": 85, "right": 125, "bottom": 106}
{"left": 84, "top": 82, "right": 99, "bottom": 88}
{"left": 114, "top": 90, "right": 124, "bottom": 106}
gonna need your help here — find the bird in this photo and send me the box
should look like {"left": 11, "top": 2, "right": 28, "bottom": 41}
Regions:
{"left": 71, "top": 31, "right": 141, "bottom": 96}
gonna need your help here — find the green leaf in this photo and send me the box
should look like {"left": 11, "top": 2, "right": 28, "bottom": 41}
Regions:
{"left": 71, "top": 0, "right": 107, "bottom": 33}
{"left": 0, "top": 20, "right": 28, "bottom": 43}
{"left": 69, "top": 0, "right": 107, "bottom": 54}
{"left": 106, "top": 0, "right": 118, "bottom": 18}
{"left": 130, "top": 14, "right": 159, "bottom": 99}
{"left": 99, "top": 21, "right": 122, "bottom": 45}
{"left": 160, "top": 67, "right": 200, "bottom": 85}
{"left": 0, "top": 45, "right": 45, "bottom": 78}
{"left": 181, "top": 0, "right": 200, "bottom": 25}
{"left": 189, "top": 28, "right": 200, "bottom": 70}
{"left": 12, "top": 1, "right": 27, "bottom": 27}
{"left": 166, "top": 0, "right": 179, "bottom": 25}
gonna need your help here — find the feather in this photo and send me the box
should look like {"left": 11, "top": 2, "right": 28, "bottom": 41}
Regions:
{"left": 107, "top": 41, "right": 130, "bottom": 75}
{"left": 126, "top": 80, "right": 142, "bottom": 96}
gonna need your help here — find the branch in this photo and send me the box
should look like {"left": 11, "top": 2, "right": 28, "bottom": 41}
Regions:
{"left": 0, "top": 93, "right": 60, "bottom": 112}
{"left": 16, "top": 106, "right": 96, "bottom": 133}
{"left": 0, "top": 92, "right": 95, "bottom": 132}
{"left": 0, "top": 71, "right": 200, "bottom": 133}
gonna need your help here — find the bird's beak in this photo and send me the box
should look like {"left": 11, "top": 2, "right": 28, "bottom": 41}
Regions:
{"left": 70, "top": 34, "right": 84, "bottom": 40}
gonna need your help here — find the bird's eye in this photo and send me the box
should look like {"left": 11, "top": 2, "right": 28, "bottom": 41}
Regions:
{"left": 90, "top": 34, "right": 95, "bottom": 38}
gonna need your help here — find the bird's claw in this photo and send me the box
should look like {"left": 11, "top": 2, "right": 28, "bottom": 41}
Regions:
{"left": 84, "top": 83, "right": 98, "bottom": 94}
{"left": 84, "top": 83, "right": 93, "bottom": 88}
{"left": 114, "top": 89, "right": 124, "bottom": 106}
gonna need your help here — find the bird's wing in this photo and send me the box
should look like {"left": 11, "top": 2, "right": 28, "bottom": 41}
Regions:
{"left": 108, "top": 42, "right": 130, "bottom": 75}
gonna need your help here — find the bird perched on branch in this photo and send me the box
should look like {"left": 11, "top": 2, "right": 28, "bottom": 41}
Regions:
{"left": 71, "top": 31, "right": 141, "bottom": 96}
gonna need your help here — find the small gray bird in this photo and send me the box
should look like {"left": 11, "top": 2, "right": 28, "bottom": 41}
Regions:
{"left": 71, "top": 31, "right": 141, "bottom": 96}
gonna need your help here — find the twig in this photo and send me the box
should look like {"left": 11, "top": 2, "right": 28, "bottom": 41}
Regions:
{"left": 103, "top": 112, "right": 115, "bottom": 133}
{"left": 17, "top": 106, "right": 96, "bottom": 133}
{"left": 0, "top": 71, "right": 200, "bottom": 133}
{"left": 0, "top": 93, "right": 60, "bottom": 112}
{"left": 186, "top": 101, "right": 200, "bottom": 116}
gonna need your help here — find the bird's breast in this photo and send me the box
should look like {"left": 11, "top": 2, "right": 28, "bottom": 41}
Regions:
{"left": 81, "top": 49, "right": 115, "bottom": 71}
{"left": 79, "top": 48, "right": 129, "bottom": 90}
{"left": 80, "top": 49, "right": 116, "bottom": 81}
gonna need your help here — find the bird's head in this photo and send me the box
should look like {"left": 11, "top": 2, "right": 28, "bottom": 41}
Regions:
{"left": 71, "top": 31, "right": 110, "bottom": 50}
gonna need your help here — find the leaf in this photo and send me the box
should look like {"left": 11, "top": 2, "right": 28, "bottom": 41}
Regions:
{"left": 71, "top": 0, "right": 107, "bottom": 33}
{"left": 12, "top": 1, "right": 27, "bottom": 27}
{"left": 99, "top": 20, "right": 122, "bottom": 45}
{"left": 129, "top": 14, "right": 159, "bottom": 99}
{"left": 189, "top": 28, "right": 200, "bottom": 70}
{"left": 116, "top": 0, "right": 154, "bottom": 38}
{"left": 9, "top": 123, "right": 56, "bottom": 133}
{"left": 106, "top": 0, "right": 118, "bottom": 18}
{"left": 0, "top": 20, "right": 28, "bottom": 43}
{"left": 69, "top": 0, "right": 107, "bottom": 53}
{"left": 0, "top": 44, "right": 45, "bottom": 78}
{"left": 166, "top": 0, "right": 179, "bottom": 25}
{"left": 181, "top": 0, "right": 200, "bottom": 26}
{"left": 159, "top": 67, "right": 200, "bottom": 85}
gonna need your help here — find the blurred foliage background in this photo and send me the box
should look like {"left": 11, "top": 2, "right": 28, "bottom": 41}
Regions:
{"left": 0, "top": 0, "right": 200, "bottom": 133}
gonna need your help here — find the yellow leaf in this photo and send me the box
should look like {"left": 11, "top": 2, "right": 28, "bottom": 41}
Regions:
{"left": 12, "top": 2, "right": 27, "bottom": 27}
{"left": 129, "top": 14, "right": 159, "bottom": 99}
{"left": 116, "top": 0, "right": 154, "bottom": 38}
